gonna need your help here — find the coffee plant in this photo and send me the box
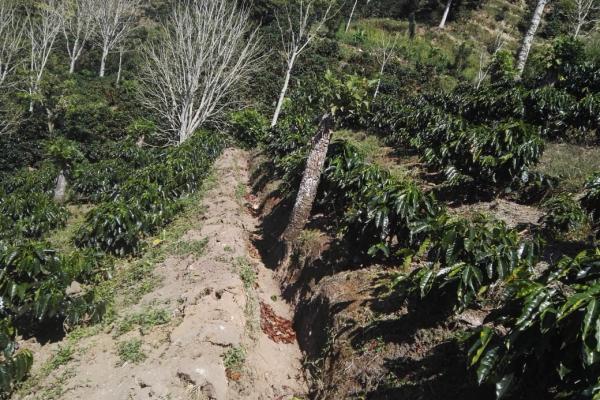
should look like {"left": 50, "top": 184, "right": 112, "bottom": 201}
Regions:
{"left": 0, "top": 241, "right": 99, "bottom": 324}
{"left": 395, "top": 213, "right": 541, "bottom": 310}
{"left": 468, "top": 249, "right": 600, "bottom": 399}
{"left": 75, "top": 131, "right": 224, "bottom": 256}
{"left": 540, "top": 194, "right": 588, "bottom": 236}
{"left": 0, "top": 192, "right": 68, "bottom": 239}
{"left": 582, "top": 173, "right": 600, "bottom": 226}
{"left": 0, "top": 319, "right": 33, "bottom": 395}
{"left": 322, "top": 141, "right": 440, "bottom": 255}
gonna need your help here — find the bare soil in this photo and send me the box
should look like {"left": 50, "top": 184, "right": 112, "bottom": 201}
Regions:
{"left": 18, "top": 148, "right": 307, "bottom": 400}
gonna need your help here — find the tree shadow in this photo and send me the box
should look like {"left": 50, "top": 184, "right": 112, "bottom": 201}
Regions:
{"left": 17, "top": 316, "right": 66, "bottom": 345}
{"left": 349, "top": 290, "right": 457, "bottom": 350}
{"left": 367, "top": 340, "right": 493, "bottom": 400}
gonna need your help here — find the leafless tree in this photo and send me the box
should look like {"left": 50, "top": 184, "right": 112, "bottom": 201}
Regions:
{"left": 346, "top": 0, "right": 372, "bottom": 32}
{"left": 0, "top": 101, "right": 21, "bottom": 136}
{"left": 515, "top": 0, "right": 549, "bottom": 79}
{"left": 439, "top": 0, "right": 452, "bottom": 28}
{"left": 271, "top": 0, "right": 334, "bottom": 127}
{"left": 474, "top": 31, "right": 506, "bottom": 88}
{"left": 93, "top": 0, "right": 139, "bottom": 78}
{"left": 373, "top": 33, "right": 398, "bottom": 100}
{"left": 62, "top": 0, "right": 96, "bottom": 74}
{"left": 569, "top": 0, "right": 599, "bottom": 37}
{"left": 138, "top": 0, "right": 261, "bottom": 145}
{"left": 0, "top": 0, "right": 25, "bottom": 88}
{"left": 345, "top": 0, "right": 358, "bottom": 32}
{"left": 27, "top": 0, "right": 63, "bottom": 112}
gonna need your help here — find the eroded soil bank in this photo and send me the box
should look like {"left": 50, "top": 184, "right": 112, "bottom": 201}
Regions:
{"left": 248, "top": 153, "right": 494, "bottom": 400}
{"left": 18, "top": 148, "right": 306, "bottom": 400}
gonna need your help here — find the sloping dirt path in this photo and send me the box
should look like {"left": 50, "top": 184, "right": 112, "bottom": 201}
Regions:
{"left": 20, "top": 148, "right": 306, "bottom": 400}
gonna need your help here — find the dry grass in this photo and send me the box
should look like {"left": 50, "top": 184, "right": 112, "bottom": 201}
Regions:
{"left": 535, "top": 143, "right": 600, "bottom": 192}
{"left": 333, "top": 130, "right": 411, "bottom": 179}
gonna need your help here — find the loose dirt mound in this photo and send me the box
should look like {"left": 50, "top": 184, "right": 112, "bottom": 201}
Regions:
{"left": 19, "top": 148, "right": 306, "bottom": 400}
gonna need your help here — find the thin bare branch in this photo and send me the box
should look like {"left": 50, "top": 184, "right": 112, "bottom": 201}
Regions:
{"left": 27, "top": 0, "right": 63, "bottom": 112}
{"left": 138, "top": 0, "right": 262, "bottom": 145}
{"left": 271, "top": 0, "right": 336, "bottom": 127}
{"left": 0, "top": 1, "right": 25, "bottom": 89}
{"left": 62, "top": 0, "right": 97, "bottom": 73}
{"left": 93, "top": 0, "right": 140, "bottom": 77}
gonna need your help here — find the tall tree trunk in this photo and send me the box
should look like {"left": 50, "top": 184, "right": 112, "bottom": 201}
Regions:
{"left": 408, "top": 12, "right": 416, "bottom": 39}
{"left": 515, "top": 0, "right": 548, "bottom": 79}
{"left": 69, "top": 57, "right": 77, "bottom": 74}
{"left": 54, "top": 170, "right": 67, "bottom": 204}
{"left": 116, "top": 47, "right": 123, "bottom": 85}
{"left": 46, "top": 108, "right": 55, "bottom": 134}
{"left": 345, "top": 0, "right": 359, "bottom": 32}
{"left": 373, "top": 61, "right": 386, "bottom": 100}
{"left": 271, "top": 56, "right": 295, "bottom": 127}
{"left": 574, "top": 22, "right": 582, "bottom": 38}
{"left": 281, "top": 113, "right": 334, "bottom": 265}
{"left": 69, "top": 37, "right": 80, "bottom": 74}
{"left": 439, "top": 0, "right": 452, "bottom": 28}
{"left": 99, "top": 47, "right": 108, "bottom": 77}
{"left": 29, "top": 85, "right": 35, "bottom": 112}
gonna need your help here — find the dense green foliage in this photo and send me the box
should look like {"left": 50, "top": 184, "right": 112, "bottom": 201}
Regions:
{"left": 583, "top": 173, "right": 600, "bottom": 227}
{"left": 541, "top": 194, "right": 588, "bottom": 236}
{"left": 259, "top": 56, "right": 600, "bottom": 396}
{"left": 75, "top": 131, "right": 224, "bottom": 255}
{"left": 468, "top": 249, "right": 600, "bottom": 398}
{"left": 2, "top": 0, "right": 600, "bottom": 396}
{"left": 0, "top": 320, "right": 32, "bottom": 395}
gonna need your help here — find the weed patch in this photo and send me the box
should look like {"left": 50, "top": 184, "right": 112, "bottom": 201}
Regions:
{"left": 114, "top": 307, "right": 171, "bottom": 337}
{"left": 117, "top": 338, "right": 147, "bottom": 365}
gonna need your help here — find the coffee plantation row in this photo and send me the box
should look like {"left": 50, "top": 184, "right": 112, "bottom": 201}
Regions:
{"left": 0, "top": 131, "right": 224, "bottom": 393}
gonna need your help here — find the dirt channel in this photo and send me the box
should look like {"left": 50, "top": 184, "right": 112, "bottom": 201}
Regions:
{"left": 19, "top": 148, "right": 307, "bottom": 400}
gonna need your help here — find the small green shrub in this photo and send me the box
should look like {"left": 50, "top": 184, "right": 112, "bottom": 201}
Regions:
{"left": 0, "top": 241, "right": 98, "bottom": 323}
{"left": 541, "top": 194, "right": 588, "bottom": 236}
{"left": 236, "top": 258, "right": 257, "bottom": 290}
{"left": 222, "top": 345, "right": 245, "bottom": 372}
{"left": 0, "top": 192, "right": 69, "bottom": 239}
{"left": 74, "top": 199, "right": 167, "bottom": 256}
{"left": 582, "top": 172, "right": 600, "bottom": 227}
{"left": 114, "top": 307, "right": 171, "bottom": 337}
{"left": 116, "top": 338, "right": 146, "bottom": 365}
{"left": 0, "top": 319, "right": 33, "bottom": 394}
{"left": 468, "top": 249, "right": 600, "bottom": 399}
{"left": 45, "top": 137, "right": 83, "bottom": 170}
{"left": 229, "top": 109, "right": 268, "bottom": 148}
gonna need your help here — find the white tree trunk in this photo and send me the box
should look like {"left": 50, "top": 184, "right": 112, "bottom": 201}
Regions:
{"left": 574, "top": 22, "right": 582, "bottom": 37}
{"left": 373, "top": 61, "right": 386, "bottom": 100}
{"left": 345, "top": 0, "right": 358, "bottom": 32}
{"left": 116, "top": 47, "right": 123, "bottom": 84}
{"left": 271, "top": 57, "right": 295, "bottom": 128}
{"left": 515, "top": 0, "right": 548, "bottom": 79}
{"left": 46, "top": 108, "right": 55, "bottom": 133}
{"left": 67, "top": 36, "right": 80, "bottom": 74}
{"left": 271, "top": 1, "right": 333, "bottom": 129}
{"left": 99, "top": 46, "right": 108, "bottom": 77}
{"left": 281, "top": 113, "right": 334, "bottom": 267}
{"left": 54, "top": 170, "right": 67, "bottom": 204}
{"left": 69, "top": 57, "right": 76, "bottom": 74}
{"left": 439, "top": 0, "right": 452, "bottom": 28}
